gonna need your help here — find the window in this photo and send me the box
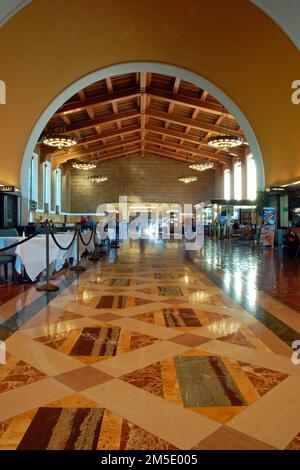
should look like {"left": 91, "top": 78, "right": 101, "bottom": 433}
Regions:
{"left": 247, "top": 154, "right": 257, "bottom": 200}
{"left": 55, "top": 168, "right": 62, "bottom": 211}
{"left": 43, "top": 161, "right": 51, "bottom": 210}
{"left": 29, "top": 153, "right": 38, "bottom": 203}
{"left": 234, "top": 162, "right": 242, "bottom": 200}
{"left": 224, "top": 169, "right": 231, "bottom": 200}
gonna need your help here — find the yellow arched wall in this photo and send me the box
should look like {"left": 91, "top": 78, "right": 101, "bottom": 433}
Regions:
{"left": 0, "top": 0, "right": 300, "bottom": 188}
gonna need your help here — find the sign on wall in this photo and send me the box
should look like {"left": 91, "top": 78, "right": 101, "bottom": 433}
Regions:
{"left": 0, "top": 185, "right": 15, "bottom": 192}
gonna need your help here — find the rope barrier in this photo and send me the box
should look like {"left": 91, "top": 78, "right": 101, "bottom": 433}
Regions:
{"left": 0, "top": 232, "right": 39, "bottom": 253}
{"left": 0, "top": 223, "right": 101, "bottom": 290}
{"left": 50, "top": 229, "right": 77, "bottom": 251}
{"left": 89, "top": 227, "right": 101, "bottom": 261}
{"left": 79, "top": 228, "right": 95, "bottom": 247}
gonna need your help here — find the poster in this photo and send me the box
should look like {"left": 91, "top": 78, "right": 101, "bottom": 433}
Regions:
{"left": 263, "top": 207, "right": 275, "bottom": 226}
{"left": 260, "top": 225, "right": 275, "bottom": 247}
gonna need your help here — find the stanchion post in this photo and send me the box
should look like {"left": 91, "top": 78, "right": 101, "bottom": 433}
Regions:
{"left": 37, "top": 222, "right": 59, "bottom": 292}
{"left": 88, "top": 227, "right": 100, "bottom": 261}
{"left": 70, "top": 223, "right": 86, "bottom": 272}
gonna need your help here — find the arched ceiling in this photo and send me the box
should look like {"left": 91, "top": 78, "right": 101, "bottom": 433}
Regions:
{"left": 2, "top": 1, "right": 300, "bottom": 51}
{"left": 41, "top": 72, "right": 248, "bottom": 171}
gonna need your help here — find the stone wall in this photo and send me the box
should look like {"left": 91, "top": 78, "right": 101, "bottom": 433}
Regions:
{"left": 68, "top": 155, "right": 216, "bottom": 212}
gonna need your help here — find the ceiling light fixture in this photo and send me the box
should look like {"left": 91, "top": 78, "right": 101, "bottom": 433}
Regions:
{"left": 178, "top": 176, "right": 197, "bottom": 184}
{"left": 88, "top": 175, "right": 108, "bottom": 183}
{"left": 43, "top": 134, "right": 77, "bottom": 149}
{"left": 72, "top": 161, "right": 97, "bottom": 170}
{"left": 207, "top": 135, "right": 243, "bottom": 150}
{"left": 189, "top": 162, "right": 214, "bottom": 172}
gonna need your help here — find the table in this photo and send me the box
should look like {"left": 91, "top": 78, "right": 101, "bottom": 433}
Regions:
{"left": 0, "top": 232, "right": 95, "bottom": 282}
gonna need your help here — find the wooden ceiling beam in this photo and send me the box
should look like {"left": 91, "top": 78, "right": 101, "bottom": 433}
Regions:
{"left": 56, "top": 88, "right": 140, "bottom": 116}
{"left": 146, "top": 137, "right": 229, "bottom": 164}
{"left": 140, "top": 72, "right": 147, "bottom": 156}
{"left": 146, "top": 109, "right": 244, "bottom": 138}
{"left": 61, "top": 148, "right": 140, "bottom": 169}
{"left": 147, "top": 88, "right": 229, "bottom": 116}
{"left": 52, "top": 136, "right": 141, "bottom": 164}
{"left": 145, "top": 146, "right": 221, "bottom": 168}
{"left": 145, "top": 124, "right": 244, "bottom": 158}
{"left": 51, "top": 125, "right": 141, "bottom": 155}
{"left": 78, "top": 145, "right": 141, "bottom": 163}
{"left": 62, "top": 110, "right": 140, "bottom": 134}
{"left": 56, "top": 88, "right": 230, "bottom": 119}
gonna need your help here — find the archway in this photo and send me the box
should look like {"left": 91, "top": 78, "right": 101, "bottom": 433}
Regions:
{"left": 20, "top": 62, "right": 265, "bottom": 222}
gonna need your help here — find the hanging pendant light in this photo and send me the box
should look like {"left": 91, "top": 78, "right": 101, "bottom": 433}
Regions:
{"left": 178, "top": 176, "right": 197, "bottom": 184}
{"left": 88, "top": 175, "right": 108, "bottom": 183}
{"left": 207, "top": 106, "right": 243, "bottom": 150}
{"left": 43, "top": 134, "right": 77, "bottom": 149}
{"left": 207, "top": 135, "right": 243, "bottom": 150}
{"left": 42, "top": 116, "right": 77, "bottom": 149}
{"left": 189, "top": 162, "right": 214, "bottom": 172}
{"left": 72, "top": 161, "right": 97, "bottom": 170}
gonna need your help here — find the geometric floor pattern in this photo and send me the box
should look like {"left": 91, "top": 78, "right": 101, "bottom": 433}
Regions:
{"left": 0, "top": 241, "right": 300, "bottom": 450}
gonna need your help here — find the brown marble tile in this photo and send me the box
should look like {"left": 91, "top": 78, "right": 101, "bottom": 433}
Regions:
{"left": 130, "top": 332, "right": 159, "bottom": 351}
{"left": 121, "top": 362, "right": 164, "bottom": 398}
{"left": 286, "top": 432, "right": 300, "bottom": 450}
{"left": 132, "top": 312, "right": 156, "bottom": 325}
{"left": 238, "top": 362, "right": 289, "bottom": 397}
{"left": 169, "top": 334, "right": 210, "bottom": 347}
{"left": 193, "top": 426, "right": 277, "bottom": 450}
{"left": 54, "top": 366, "right": 113, "bottom": 392}
{"left": 17, "top": 407, "right": 105, "bottom": 450}
{"left": 0, "top": 357, "right": 46, "bottom": 393}
{"left": 218, "top": 331, "right": 255, "bottom": 349}
{"left": 120, "top": 419, "right": 177, "bottom": 450}
{"left": 91, "top": 313, "right": 123, "bottom": 322}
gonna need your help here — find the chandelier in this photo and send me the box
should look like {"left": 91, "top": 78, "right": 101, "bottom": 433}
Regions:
{"left": 43, "top": 134, "right": 77, "bottom": 149}
{"left": 207, "top": 135, "right": 243, "bottom": 150}
{"left": 189, "top": 162, "right": 214, "bottom": 172}
{"left": 178, "top": 176, "right": 197, "bottom": 184}
{"left": 72, "top": 161, "right": 97, "bottom": 170}
{"left": 88, "top": 175, "right": 108, "bottom": 183}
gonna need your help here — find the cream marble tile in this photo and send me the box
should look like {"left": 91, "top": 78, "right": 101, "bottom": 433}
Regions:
{"left": 192, "top": 317, "right": 258, "bottom": 339}
{"left": 83, "top": 379, "right": 220, "bottom": 449}
{"left": 196, "top": 339, "right": 300, "bottom": 375}
{"left": 106, "top": 317, "right": 179, "bottom": 340}
{"left": 0, "top": 378, "right": 73, "bottom": 421}
{"left": 179, "top": 302, "right": 245, "bottom": 314}
{"left": 5, "top": 332, "right": 84, "bottom": 375}
{"left": 20, "top": 316, "right": 101, "bottom": 339}
{"left": 228, "top": 374, "right": 300, "bottom": 449}
{"left": 93, "top": 340, "right": 188, "bottom": 377}
{"left": 19, "top": 304, "right": 67, "bottom": 330}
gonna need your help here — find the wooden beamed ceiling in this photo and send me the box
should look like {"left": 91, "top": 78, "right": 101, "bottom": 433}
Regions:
{"left": 41, "top": 72, "right": 249, "bottom": 169}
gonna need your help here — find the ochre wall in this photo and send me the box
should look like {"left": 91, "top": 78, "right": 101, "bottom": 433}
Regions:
{"left": 69, "top": 155, "right": 216, "bottom": 213}
{"left": 0, "top": 0, "right": 300, "bottom": 188}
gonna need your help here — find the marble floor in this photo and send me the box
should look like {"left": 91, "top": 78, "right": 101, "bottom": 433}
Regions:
{"left": 0, "top": 240, "right": 300, "bottom": 450}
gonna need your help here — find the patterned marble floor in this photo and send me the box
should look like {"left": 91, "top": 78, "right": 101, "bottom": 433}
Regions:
{"left": 0, "top": 240, "right": 300, "bottom": 450}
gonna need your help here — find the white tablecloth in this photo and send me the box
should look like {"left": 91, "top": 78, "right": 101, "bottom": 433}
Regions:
{"left": 0, "top": 232, "right": 95, "bottom": 281}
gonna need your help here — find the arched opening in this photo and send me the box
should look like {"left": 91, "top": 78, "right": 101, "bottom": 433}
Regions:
{"left": 20, "top": 62, "right": 265, "bottom": 224}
